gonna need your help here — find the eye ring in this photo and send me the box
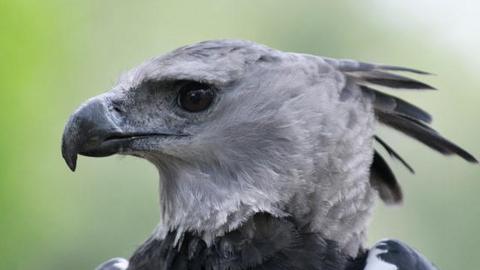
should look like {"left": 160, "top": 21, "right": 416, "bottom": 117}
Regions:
{"left": 177, "top": 81, "right": 216, "bottom": 112}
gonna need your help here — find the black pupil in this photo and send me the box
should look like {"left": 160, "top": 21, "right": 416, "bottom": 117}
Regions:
{"left": 179, "top": 83, "right": 214, "bottom": 112}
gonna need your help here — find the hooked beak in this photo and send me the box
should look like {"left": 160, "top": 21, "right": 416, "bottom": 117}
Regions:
{"left": 61, "top": 96, "right": 184, "bottom": 171}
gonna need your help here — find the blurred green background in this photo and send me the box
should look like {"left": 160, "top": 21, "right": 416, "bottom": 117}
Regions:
{"left": 1, "top": 0, "right": 479, "bottom": 269}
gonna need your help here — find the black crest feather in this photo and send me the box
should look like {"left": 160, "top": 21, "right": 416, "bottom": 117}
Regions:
{"left": 335, "top": 59, "right": 477, "bottom": 204}
{"left": 370, "top": 151, "right": 403, "bottom": 204}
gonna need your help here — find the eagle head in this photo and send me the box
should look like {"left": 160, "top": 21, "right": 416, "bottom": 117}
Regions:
{"left": 62, "top": 40, "right": 476, "bottom": 256}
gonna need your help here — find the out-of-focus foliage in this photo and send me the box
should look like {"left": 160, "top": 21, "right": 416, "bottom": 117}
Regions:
{"left": 0, "top": 1, "right": 478, "bottom": 269}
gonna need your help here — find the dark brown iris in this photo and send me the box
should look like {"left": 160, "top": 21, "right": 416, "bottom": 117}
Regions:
{"left": 177, "top": 82, "right": 215, "bottom": 112}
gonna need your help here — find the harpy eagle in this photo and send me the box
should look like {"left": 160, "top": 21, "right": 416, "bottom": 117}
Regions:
{"left": 61, "top": 40, "right": 477, "bottom": 270}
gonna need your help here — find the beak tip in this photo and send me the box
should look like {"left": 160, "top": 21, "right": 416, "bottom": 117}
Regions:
{"left": 64, "top": 153, "right": 78, "bottom": 172}
{"left": 68, "top": 160, "right": 77, "bottom": 172}
{"left": 62, "top": 142, "right": 78, "bottom": 172}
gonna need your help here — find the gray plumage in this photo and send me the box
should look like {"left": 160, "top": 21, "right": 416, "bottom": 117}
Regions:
{"left": 61, "top": 40, "right": 476, "bottom": 270}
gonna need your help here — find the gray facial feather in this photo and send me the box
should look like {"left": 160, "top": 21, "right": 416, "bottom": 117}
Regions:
{"left": 117, "top": 42, "right": 377, "bottom": 256}
{"left": 111, "top": 40, "right": 376, "bottom": 256}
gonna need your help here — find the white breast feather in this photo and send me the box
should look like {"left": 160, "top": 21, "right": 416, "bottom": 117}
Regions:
{"left": 364, "top": 244, "right": 398, "bottom": 270}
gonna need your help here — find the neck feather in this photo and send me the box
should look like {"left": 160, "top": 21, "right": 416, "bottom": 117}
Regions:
{"left": 129, "top": 213, "right": 367, "bottom": 270}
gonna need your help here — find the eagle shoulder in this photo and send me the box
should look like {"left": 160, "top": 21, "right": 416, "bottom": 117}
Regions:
{"left": 95, "top": 257, "right": 129, "bottom": 270}
{"left": 363, "top": 239, "right": 438, "bottom": 270}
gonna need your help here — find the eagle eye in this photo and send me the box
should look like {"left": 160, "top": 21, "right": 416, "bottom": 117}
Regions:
{"left": 177, "top": 81, "right": 215, "bottom": 112}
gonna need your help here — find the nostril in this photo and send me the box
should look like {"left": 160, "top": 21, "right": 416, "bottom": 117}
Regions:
{"left": 113, "top": 106, "right": 123, "bottom": 114}
{"left": 110, "top": 101, "right": 125, "bottom": 114}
